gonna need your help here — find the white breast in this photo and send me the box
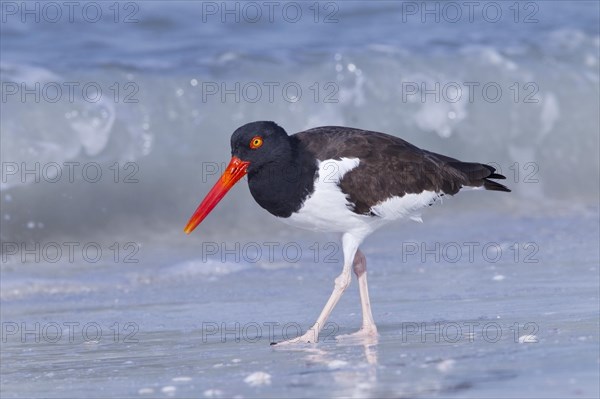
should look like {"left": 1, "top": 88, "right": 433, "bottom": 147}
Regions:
{"left": 282, "top": 158, "right": 371, "bottom": 234}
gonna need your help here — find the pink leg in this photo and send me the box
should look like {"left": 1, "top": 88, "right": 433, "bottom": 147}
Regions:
{"left": 337, "top": 249, "right": 378, "bottom": 341}
{"left": 353, "top": 249, "right": 378, "bottom": 333}
{"left": 274, "top": 233, "right": 361, "bottom": 345}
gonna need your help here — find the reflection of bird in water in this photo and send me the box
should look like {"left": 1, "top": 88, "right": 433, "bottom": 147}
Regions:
{"left": 280, "top": 340, "right": 378, "bottom": 397}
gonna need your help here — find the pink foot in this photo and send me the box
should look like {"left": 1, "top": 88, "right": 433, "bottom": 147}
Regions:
{"left": 335, "top": 326, "right": 379, "bottom": 343}
{"left": 271, "top": 328, "right": 319, "bottom": 346}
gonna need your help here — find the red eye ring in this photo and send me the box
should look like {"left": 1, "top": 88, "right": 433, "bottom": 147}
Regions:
{"left": 250, "top": 136, "right": 263, "bottom": 149}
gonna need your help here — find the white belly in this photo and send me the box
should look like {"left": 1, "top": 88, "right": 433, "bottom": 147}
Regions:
{"left": 280, "top": 158, "right": 442, "bottom": 237}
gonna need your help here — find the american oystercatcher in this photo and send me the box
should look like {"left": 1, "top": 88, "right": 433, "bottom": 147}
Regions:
{"left": 184, "top": 121, "right": 510, "bottom": 344}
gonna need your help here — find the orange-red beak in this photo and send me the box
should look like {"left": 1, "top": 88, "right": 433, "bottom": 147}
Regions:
{"left": 184, "top": 156, "right": 250, "bottom": 234}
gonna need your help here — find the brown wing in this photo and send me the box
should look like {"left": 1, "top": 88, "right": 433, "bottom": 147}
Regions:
{"left": 294, "top": 126, "right": 509, "bottom": 215}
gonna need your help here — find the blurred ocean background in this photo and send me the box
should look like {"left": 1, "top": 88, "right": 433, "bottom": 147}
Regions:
{"left": 1, "top": 1, "right": 599, "bottom": 398}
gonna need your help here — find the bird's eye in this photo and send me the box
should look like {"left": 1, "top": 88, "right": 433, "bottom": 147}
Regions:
{"left": 249, "top": 136, "right": 263, "bottom": 149}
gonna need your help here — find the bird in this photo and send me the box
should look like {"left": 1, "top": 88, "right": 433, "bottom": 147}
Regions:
{"left": 184, "top": 121, "right": 510, "bottom": 344}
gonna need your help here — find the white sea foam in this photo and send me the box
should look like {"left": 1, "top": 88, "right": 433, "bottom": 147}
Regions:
{"left": 244, "top": 372, "right": 272, "bottom": 387}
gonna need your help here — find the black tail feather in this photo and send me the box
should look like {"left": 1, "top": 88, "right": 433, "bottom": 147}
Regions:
{"left": 448, "top": 161, "right": 511, "bottom": 193}
{"left": 483, "top": 178, "right": 511, "bottom": 192}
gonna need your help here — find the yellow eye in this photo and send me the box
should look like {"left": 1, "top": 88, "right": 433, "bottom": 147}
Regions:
{"left": 249, "top": 136, "right": 263, "bottom": 149}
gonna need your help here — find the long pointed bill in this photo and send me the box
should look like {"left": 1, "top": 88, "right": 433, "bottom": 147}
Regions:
{"left": 184, "top": 156, "right": 250, "bottom": 234}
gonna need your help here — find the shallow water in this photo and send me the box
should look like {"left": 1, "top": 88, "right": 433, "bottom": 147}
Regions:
{"left": 2, "top": 211, "right": 599, "bottom": 398}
